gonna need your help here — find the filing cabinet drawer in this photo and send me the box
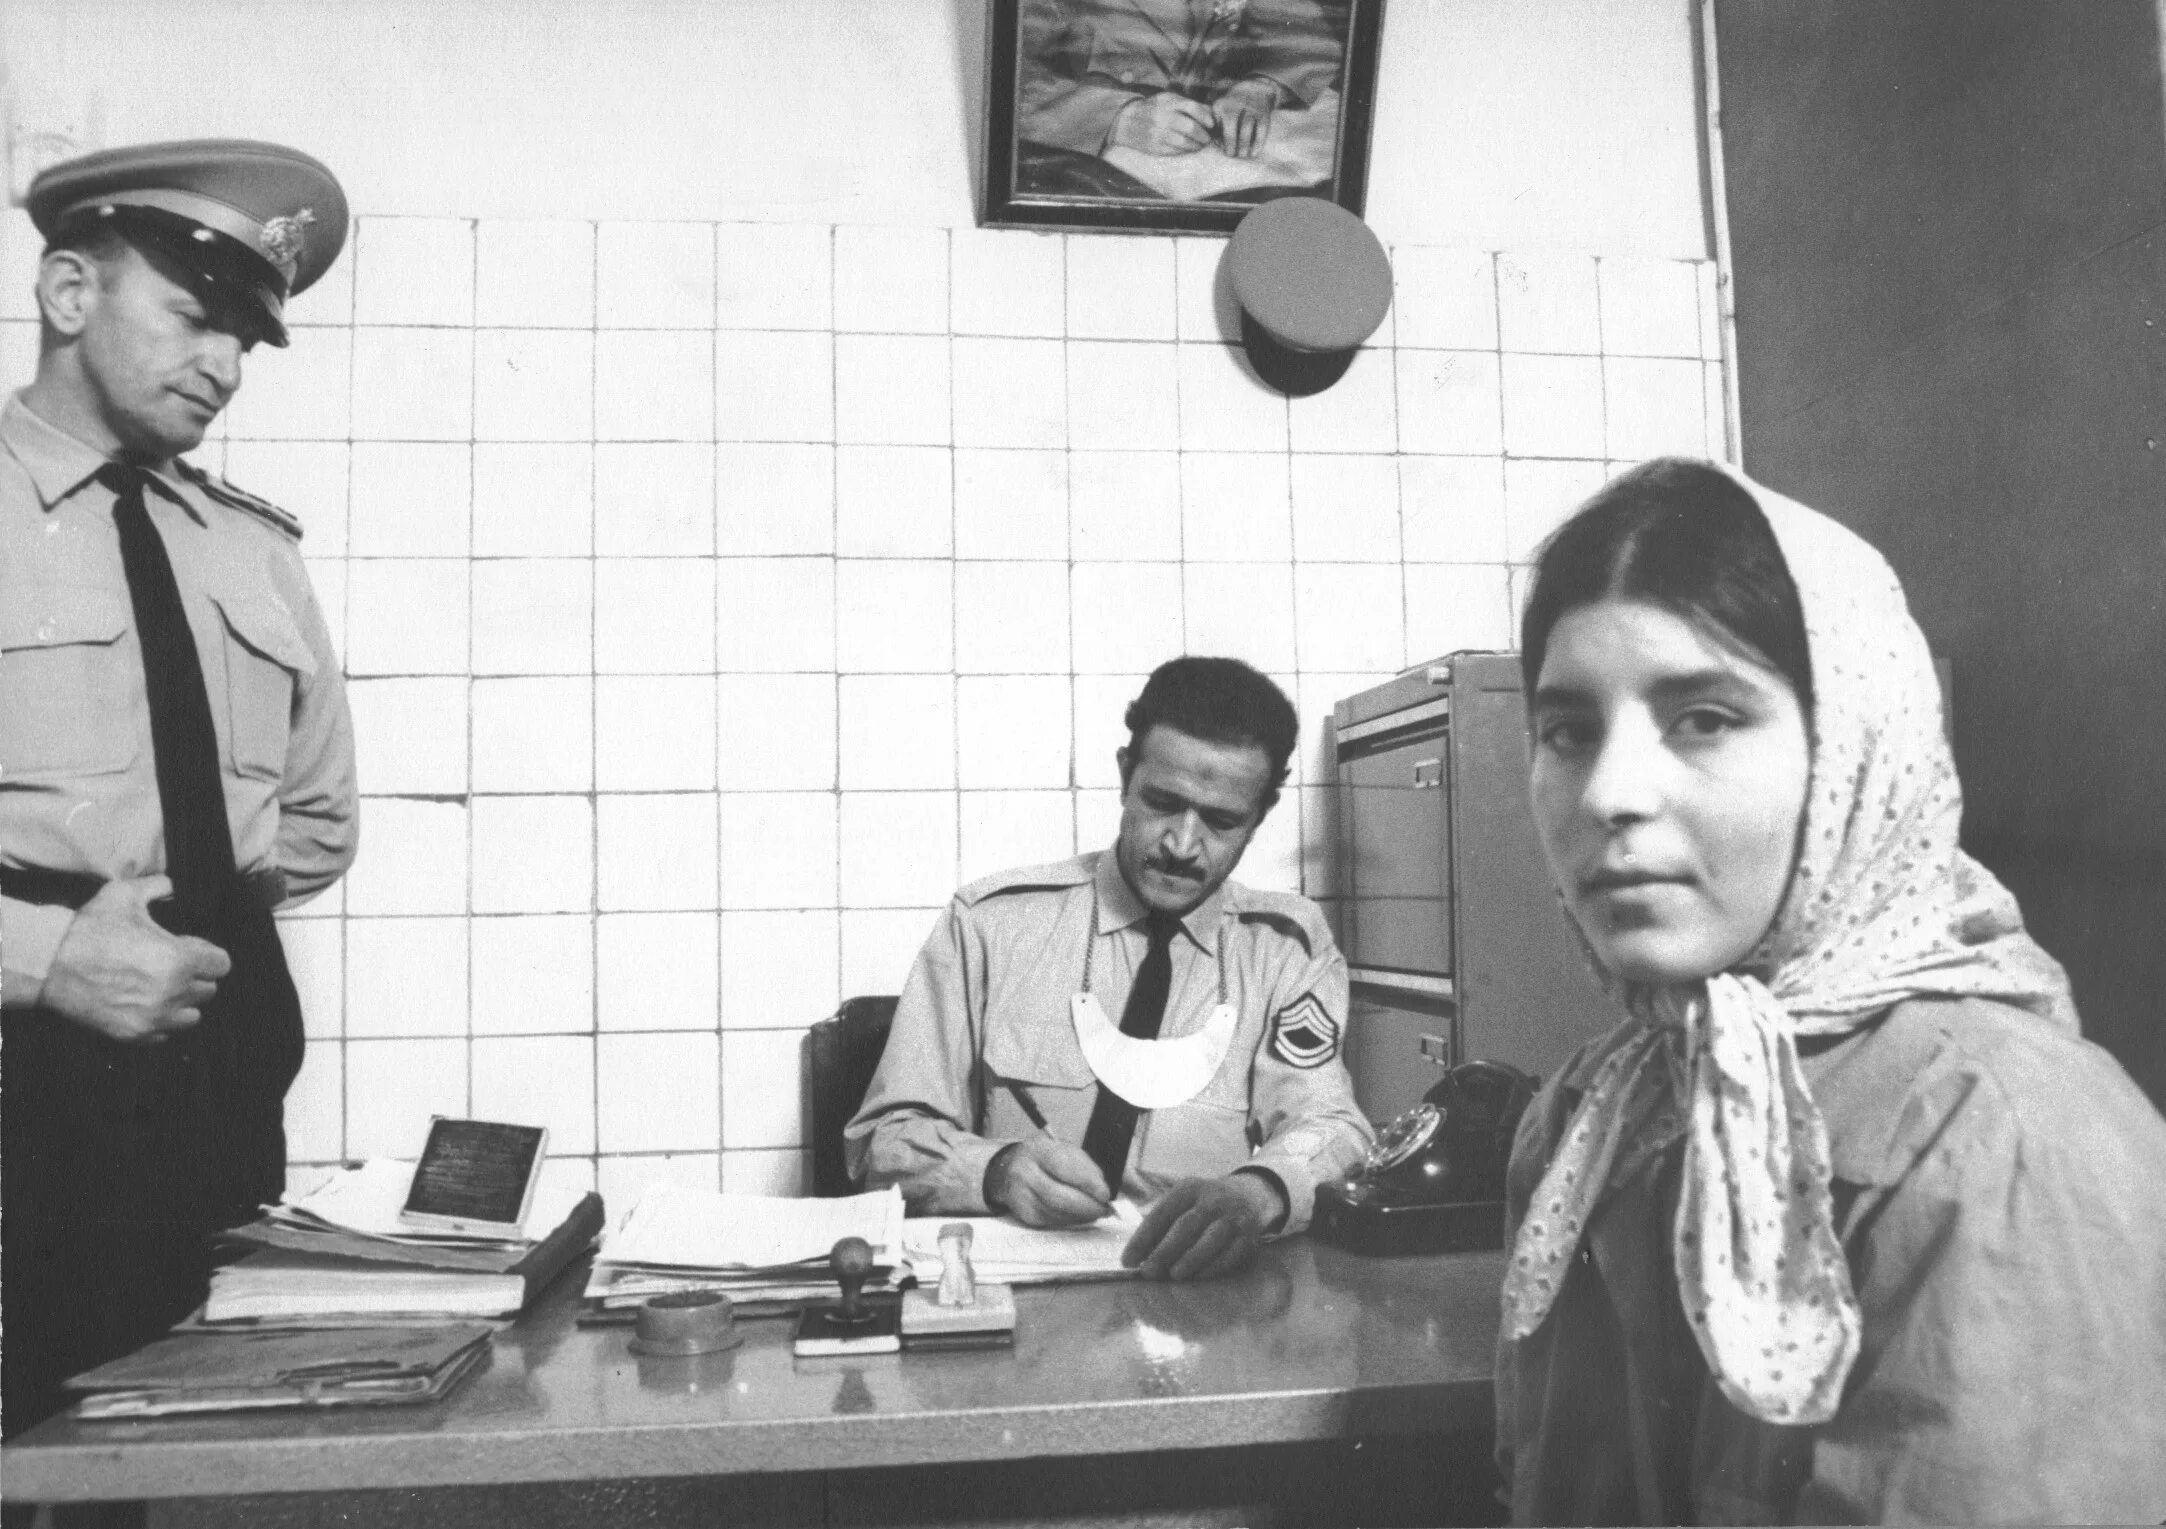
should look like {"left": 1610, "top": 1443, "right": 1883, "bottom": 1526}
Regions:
{"left": 1335, "top": 653, "right": 1613, "bottom": 1080}
{"left": 1342, "top": 994, "right": 1444, "bottom": 1124}
{"left": 1341, "top": 896, "right": 1451, "bottom": 978}
{"left": 1342, "top": 782, "right": 1451, "bottom": 900}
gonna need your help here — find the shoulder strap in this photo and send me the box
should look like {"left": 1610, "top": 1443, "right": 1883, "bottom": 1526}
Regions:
{"left": 1229, "top": 885, "right": 1332, "bottom": 957}
{"left": 957, "top": 856, "right": 1093, "bottom": 908}
{"left": 173, "top": 460, "right": 304, "bottom": 541}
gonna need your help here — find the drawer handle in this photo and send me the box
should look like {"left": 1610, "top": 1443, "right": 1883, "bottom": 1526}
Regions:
{"left": 1412, "top": 757, "right": 1443, "bottom": 788}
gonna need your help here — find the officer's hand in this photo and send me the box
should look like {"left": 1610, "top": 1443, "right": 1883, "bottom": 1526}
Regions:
{"left": 986, "top": 1136, "right": 1115, "bottom": 1227}
{"left": 1123, "top": 1173, "right": 1286, "bottom": 1281}
{"left": 1111, "top": 91, "right": 1216, "bottom": 155}
{"left": 38, "top": 877, "right": 231, "bottom": 1045}
{"left": 1211, "top": 78, "right": 1279, "bottom": 159}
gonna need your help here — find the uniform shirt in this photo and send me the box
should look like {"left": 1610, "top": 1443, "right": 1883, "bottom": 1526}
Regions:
{"left": 0, "top": 395, "right": 357, "bottom": 990}
{"left": 1496, "top": 996, "right": 2166, "bottom": 1526}
{"left": 845, "top": 850, "right": 1373, "bottom": 1233}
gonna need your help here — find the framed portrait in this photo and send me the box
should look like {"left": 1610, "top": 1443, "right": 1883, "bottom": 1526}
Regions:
{"left": 980, "top": 0, "right": 1386, "bottom": 235}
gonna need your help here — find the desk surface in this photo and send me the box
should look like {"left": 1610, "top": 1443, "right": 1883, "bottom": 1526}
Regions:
{"left": 4, "top": 1241, "right": 1505, "bottom": 1505}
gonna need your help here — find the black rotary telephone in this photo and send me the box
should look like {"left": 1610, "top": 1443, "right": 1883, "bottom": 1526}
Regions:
{"left": 1313, "top": 1060, "right": 1538, "bottom": 1256}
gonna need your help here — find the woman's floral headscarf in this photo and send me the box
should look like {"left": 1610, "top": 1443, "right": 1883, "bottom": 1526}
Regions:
{"left": 1499, "top": 465, "right": 2075, "bottom": 1425}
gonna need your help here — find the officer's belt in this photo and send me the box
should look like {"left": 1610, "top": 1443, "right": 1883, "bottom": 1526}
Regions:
{"left": 1, "top": 866, "right": 104, "bottom": 910}
{"left": 0, "top": 866, "right": 277, "bottom": 913}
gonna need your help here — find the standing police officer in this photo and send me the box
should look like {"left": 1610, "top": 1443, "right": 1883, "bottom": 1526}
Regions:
{"left": 1, "top": 141, "right": 358, "bottom": 1436}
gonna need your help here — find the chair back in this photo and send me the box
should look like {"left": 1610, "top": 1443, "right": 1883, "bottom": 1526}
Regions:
{"left": 807, "top": 995, "right": 899, "bottom": 1197}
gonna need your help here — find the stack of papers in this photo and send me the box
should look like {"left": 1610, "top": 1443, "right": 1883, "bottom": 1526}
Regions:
{"left": 901, "top": 1200, "right": 1142, "bottom": 1287}
{"left": 206, "top": 1160, "right": 604, "bottom": 1325}
{"left": 584, "top": 1184, "right": 907, "bottom": 1315}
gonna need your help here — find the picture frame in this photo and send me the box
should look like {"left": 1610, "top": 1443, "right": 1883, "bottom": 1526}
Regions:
{"left": 980, "top": 0, "right": 1386, "bottom": 235}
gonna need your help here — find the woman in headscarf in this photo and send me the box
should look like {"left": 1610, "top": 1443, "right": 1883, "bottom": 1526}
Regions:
{"left": 1495, "top": 457, "right": 2166, "bottom": 1524}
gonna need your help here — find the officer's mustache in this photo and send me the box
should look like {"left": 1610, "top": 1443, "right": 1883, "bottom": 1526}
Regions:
{"left": 1146, "top": 856, "right": 1204, "bottom": 882}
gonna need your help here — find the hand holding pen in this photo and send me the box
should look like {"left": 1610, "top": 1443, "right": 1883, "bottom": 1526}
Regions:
{"left": 983, "top": 1133, "right": 1114, "bottom": 1227}
{"left": 1110, "top": 90, "right": 1218, "bottom": 155}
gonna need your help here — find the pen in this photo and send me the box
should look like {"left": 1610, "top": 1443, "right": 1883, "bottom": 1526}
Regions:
{"left": 1001, "top": 1080, "right": 1051, "bottom": 1133}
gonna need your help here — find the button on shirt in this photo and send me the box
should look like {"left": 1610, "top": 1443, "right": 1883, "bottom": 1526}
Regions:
{"left": 0, "top": 396, "right": 357, "bottom": 988}
{"left": 844, "top": 851, "right": 1374, "bottom": 1232}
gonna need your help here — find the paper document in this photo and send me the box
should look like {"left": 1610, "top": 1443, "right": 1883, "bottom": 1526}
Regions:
{"left": 902, "top": 1200, "right": 1142, "bottom": 1285}
{"left": 280, "top": 1158, "right": 583, "bottom": 1246}
{"left": 1101, "top": 92, "right": 1340, "bottom": 204}
{"left": 598, "top": 1184, "right": 904, "bottom": 1272}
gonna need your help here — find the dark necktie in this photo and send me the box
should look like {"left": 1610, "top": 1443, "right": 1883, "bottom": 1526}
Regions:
{"left": 98, "top": 462, "right": 238, "bottom": 907}
{"left": 1080, "top": 912, "right": 1180, "bottom": 1198}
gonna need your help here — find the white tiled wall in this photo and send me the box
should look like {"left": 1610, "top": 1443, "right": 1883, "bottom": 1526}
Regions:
{"left": 0, "top": 216, "right": 1727, "bottom": 1205}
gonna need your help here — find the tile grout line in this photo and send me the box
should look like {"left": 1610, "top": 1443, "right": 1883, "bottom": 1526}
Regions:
{"left": 710, "top": 218, "right": 726, "bottom": 1186}
{"left": 463, "top": 216, "right": 480, "bottom": 1125}
{"left": 945, "top": 228, "right": 963, "bottom": 905}
{"left": 827, "top": 224, "right": 845, "bottom": 1079}
{"left": 1059, "top": 233, "right": 1080, "bottom": 851}
{"left": 587, "top": 218, "right": 604, "bottom": 1186}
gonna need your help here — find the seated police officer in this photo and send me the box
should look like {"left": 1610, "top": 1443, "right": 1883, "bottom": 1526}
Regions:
{"left": 0, "top": 141, "right": 357, "bottom": 1437}
{"left": 846, "top": 657, "right": 1372, "bottom": 1281}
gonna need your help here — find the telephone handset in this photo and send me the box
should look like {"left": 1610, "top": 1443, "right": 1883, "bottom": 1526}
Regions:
{"left": 1313, "top": 1059, "right": 1538, "bottom": 1256}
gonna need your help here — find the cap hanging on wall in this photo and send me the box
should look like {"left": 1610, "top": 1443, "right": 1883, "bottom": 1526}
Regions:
{"left": 1228, "top": 197, "right": 1393, "bottom": 397}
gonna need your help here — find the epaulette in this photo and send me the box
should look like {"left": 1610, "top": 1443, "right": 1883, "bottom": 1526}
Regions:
{"left": 1230, "top": 884, "right": 1333, "bottom": 956}
{"left": 173, "top": 459, "right": 303, "bottom": 541}
{"left": 957, "top": 856, "right": 1093, "bottom": 907}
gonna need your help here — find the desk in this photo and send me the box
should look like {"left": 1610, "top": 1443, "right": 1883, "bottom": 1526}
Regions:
{"left": 3, "top": 1242, "right": 1506, "bottom": 1527}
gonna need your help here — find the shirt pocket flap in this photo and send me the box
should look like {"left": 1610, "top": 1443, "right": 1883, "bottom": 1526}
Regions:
{"left": 982, "top": 1018, "right": 1095, "bottom": 1089}
{"left": 0, "top": 593, "right": 130, "bottom": 652}
{"left": 214, "top": 593, "right": 316, "bottom": 677}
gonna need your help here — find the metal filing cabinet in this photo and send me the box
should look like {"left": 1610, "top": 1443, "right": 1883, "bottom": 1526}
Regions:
{"left": 1333, "top": 653, "right": 1614, "bottom": 1123}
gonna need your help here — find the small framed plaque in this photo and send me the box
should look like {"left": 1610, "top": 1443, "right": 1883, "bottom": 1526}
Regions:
{"left": 398, "top": 1117, "right": 548, "bottom": 1239}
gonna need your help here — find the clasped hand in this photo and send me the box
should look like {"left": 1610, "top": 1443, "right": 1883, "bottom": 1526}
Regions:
{"left": 38, "top": 876, "right": 230, "bottom": 1045}
{"left": 986, "top": 1134, "right": 1284, "bottom": 1281}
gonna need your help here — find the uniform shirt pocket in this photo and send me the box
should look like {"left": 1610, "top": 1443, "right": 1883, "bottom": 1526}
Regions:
{"left": 0, "top": 592, "right": 140, "bottom": 779}
{"left": 982, "top": 1017, "right": 1098, "bottom": 1137}
{"left": 213, "top": 593, "right": 315, "bottom": 783}
{"left": 1136, "top": 1092, "right": 1253, "bottom": 1186}
{"left": 1136, "top": 1013, "right": 1257, "bottom": 1184}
